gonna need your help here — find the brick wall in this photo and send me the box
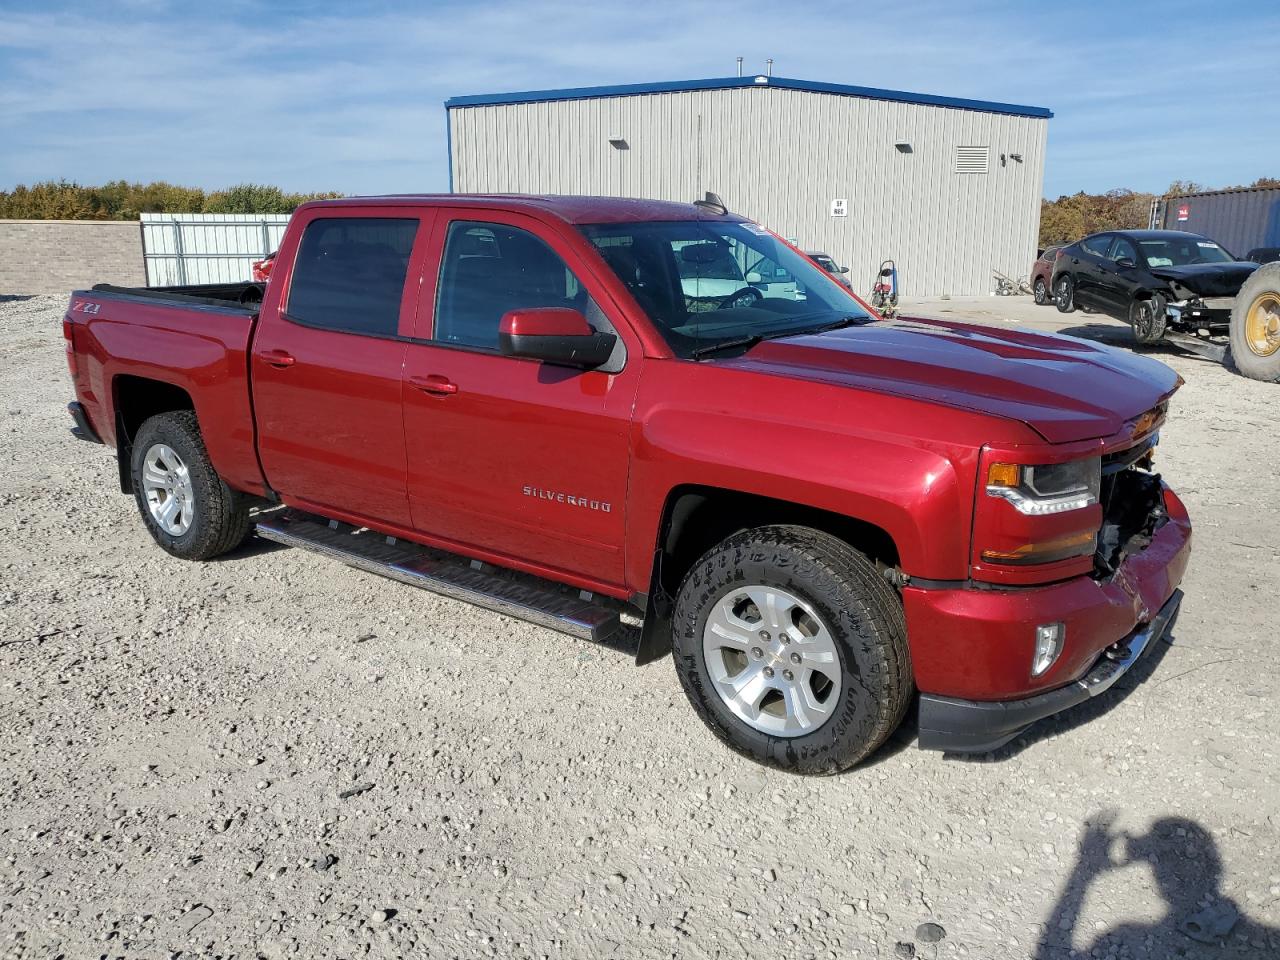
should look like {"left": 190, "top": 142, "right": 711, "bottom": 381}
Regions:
{"left": 0, "top": 220, "right": 145, "bottom": 296}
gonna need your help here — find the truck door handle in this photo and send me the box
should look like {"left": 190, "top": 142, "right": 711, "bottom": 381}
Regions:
{"left": 409, "top": 375, "right": 458, "bottom": 396}
{"left": 262, "top": 349, "right": 295, "bottom": 369}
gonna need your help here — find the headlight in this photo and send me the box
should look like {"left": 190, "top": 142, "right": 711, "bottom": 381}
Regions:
{"left": 986, "top": 458, "right": 1101, "bottom": 515}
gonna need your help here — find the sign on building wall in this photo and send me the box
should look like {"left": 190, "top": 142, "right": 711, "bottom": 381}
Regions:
{"left": 830, "top": 198, "right": 848, "bottom": 218}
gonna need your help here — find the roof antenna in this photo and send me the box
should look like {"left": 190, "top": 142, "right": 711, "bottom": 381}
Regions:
{"left": 694, "top": 192, "right": 728, "bottom": 215}
{"left": 766, "top": 58, "right": 773, "bottom": 76}
{"left": 736, "top": 56, "right": 743, "bottom": 77}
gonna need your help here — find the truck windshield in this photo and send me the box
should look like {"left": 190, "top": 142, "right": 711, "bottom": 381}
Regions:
{"left": 580, "top": 220, "right": 870, "bottom": 358}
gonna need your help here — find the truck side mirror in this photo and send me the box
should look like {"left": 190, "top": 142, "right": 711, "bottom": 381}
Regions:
{"left": 498, "top": 308, "right": 616, "bottom": 369}
{"left": 839, "top": 265, "right": 850, "bottom": 274}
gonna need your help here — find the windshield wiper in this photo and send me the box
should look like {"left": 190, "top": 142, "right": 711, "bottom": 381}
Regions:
{"left": 689, "top": 335, "right": 763, "bottom": 359}
{"left": 803, "top": 314, "right": 876, "bottom": 333}
{"left": 689, "top": 315, "right": 875, "bottom": 360}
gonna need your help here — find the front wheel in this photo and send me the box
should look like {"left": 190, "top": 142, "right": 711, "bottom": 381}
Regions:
{"left": 672, "top": 525, "right": 913, "bottom": 775}
{"left": 131, "top": 411, "right": 252, "bottom": 560}
{"left": 1034, "top": 277, "right": 1050, "bottom": 305}
{"left": 1054, "top": 275, "right": 1077, "bottom": 313}
{"left": 1130, "top": 295, "right": 1167, "bottom": 345}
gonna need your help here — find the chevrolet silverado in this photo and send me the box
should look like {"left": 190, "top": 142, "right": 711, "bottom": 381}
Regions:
{"left": 64, "top": 194, "right": 1192, "bottom": 773}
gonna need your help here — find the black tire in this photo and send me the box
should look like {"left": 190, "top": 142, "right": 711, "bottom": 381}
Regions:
{"left": 1130, "top": 294, "right": 1168, "bottom": 345}
{"left": 671, "top": 525, "right": 913, "bottom": 775}
{"left": 1033, "top": 277, "right": 1050, "bottom": 306}
{"left": 1054, "top": 275, "right": 1076, "bottom": 313}
{"left": 130, "top": 411, "right": 252, "bottom": 560}
{"left": 1227, "top": 262, "right": 1280, "bottom": 382}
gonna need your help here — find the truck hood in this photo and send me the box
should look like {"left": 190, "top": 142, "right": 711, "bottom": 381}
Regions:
{"left": 1149, "top": 261, "right": 1257, "bottom": 297}
{"left": 721, "top": 316, "right": 1181, "bottom": 444}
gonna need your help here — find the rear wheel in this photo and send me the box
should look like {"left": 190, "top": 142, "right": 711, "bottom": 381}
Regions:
{"left": 672, "top": 525, "right": 913, "bottom": 775}
{"left": 1130, "top": 294, "right": 1167, "bottom": 345}
{"left": 1054, "top": 275, "right": 1076, "bottom": 313}
{"left": 1034, "top": 277, "right": 1049, "bottom": 305}
{"left": 1228, "top": 263, "right": 1280, "bottom": 381}
{"left": 130, "top": 411, "right": 252, "bottom": 560}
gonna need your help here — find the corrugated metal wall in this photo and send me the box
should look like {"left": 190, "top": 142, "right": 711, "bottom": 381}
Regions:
{"left": 449, "top": 87, "right": 1047, "bottom": 297}
{"left": 1151, "top": 188, "right": 1280, "bottom": 257}
{"left": 140, "top": 213, "right": 291, "bottom": 286}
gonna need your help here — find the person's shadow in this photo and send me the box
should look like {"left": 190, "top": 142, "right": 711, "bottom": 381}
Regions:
{"left": 1037, "top": 812, "right": 1280, "bottom": 958}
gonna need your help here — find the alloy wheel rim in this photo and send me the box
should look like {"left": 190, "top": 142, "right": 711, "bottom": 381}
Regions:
{"left": 141, "top": 443, "right": 195, "bottom": 536}
{"left": 1135, "top": 302, "right": 1152, "bottom": 336}
{"left": 1035, "top": 279, "right": 1046, "bottom": 302}
{"left": 1244, "top": 292, "right": 1280, "bottom": 357}
{"left": 1056, "top": 278, "right": 1071, "bottom": 307}
{"left": 702, "top": 585, "right": 842, "bottom": 737}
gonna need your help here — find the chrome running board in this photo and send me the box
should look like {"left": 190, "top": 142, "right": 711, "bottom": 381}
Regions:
{"left": 256, "top": 511, "right": 622, "bottom": 644}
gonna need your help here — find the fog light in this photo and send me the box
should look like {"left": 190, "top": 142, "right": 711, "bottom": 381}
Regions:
{"left": 1032, "top": 623, "right": 1064, "bottom": 677}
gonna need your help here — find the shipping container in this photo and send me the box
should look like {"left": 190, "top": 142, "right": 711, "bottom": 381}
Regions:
{"left": 1150, "top": 187, "right": 1280, "bottom": 260}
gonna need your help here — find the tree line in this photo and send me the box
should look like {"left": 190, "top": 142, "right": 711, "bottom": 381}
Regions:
{"left": 6, "top": 176, "right": 1279, "bottom": 244}
{"left": 1039, "top": 177, "right": 1280, "bottom": 247}
{"left": 0, "top": 180, "right": 342, "bottom": 220}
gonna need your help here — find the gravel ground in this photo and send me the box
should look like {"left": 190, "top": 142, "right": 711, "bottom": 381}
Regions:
{"left": 2, "top": 293, "right": 1278, "bottom": 959}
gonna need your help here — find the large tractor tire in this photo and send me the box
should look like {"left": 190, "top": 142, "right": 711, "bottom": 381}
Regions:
{"left": 1229, "top": 263, "right": 1280, "bottom": 382}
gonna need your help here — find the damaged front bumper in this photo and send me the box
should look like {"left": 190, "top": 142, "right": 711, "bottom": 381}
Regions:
{"left": 1167, "top": 297, "right": 1233, "bottom": 329}
{"left": 917, "top": 589, "right": 1181, "bottom": 753}
{"left": 905, "top": 483, "right": 1192, "bottom": 753}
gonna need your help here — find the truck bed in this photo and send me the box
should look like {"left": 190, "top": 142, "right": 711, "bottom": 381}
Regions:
{"left": 67, "top": 283, "right": 266, "bottom": 496}
{"left": 91, "top": 281, "right": 265, "bottom": 310}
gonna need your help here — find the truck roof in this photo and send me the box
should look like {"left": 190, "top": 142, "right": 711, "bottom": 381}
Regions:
{"left": 295, "top": 194, "right": 745, "bottom": 225}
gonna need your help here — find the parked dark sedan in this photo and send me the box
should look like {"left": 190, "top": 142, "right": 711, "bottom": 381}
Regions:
{"left": 1051, "top": 230, "right": 1258, "bottom": 344}
{"left": 805, "top": 251, "right": 853, "bottom": 289}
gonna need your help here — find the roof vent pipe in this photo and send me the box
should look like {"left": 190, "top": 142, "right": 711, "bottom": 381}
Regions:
{"left": 736, "top": 57, "right": 743, "bottom": 77}
{"left": 766, "top": 58, "right": 773, "bottom": 76}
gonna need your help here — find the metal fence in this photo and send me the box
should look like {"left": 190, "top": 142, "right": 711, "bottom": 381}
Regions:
{"left": 140, "top": 212, "right": 292, "bottom": 286}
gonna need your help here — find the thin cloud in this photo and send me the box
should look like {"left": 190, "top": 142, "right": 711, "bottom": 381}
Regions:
{"left": 1, "top": 0, "right": 1276, "bottom": 197}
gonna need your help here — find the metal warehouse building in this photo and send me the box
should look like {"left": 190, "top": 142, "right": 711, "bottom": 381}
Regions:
{"left": 445, "top": 75, "right": 1051, "bottom": 297}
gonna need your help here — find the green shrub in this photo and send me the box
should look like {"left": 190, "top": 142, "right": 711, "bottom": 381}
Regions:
{"left": 0, "top": 180, "right": 342, "bottom": 219}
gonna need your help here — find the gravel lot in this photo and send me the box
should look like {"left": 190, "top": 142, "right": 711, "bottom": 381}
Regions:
{"left": 2, "top": 293, "right": 1278, "bottom": 959}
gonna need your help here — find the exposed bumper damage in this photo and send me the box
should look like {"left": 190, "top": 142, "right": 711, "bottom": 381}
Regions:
{"left": 917, "top": 589, "right": 1182, "bottom": 753}
{"left": 1166, "top": 297, "right": 1232, "bottom": 330}
{"left": 905, "top": 481, "right": 1192, "bottom": 752}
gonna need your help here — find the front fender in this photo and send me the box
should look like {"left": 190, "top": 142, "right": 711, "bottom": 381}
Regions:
{"left": 622, "top": 361, "right": 1011, "bottom": 593}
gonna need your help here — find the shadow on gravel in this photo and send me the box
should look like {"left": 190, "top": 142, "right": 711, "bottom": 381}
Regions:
{"left": 0, "top": 294, "right": 35, "bottom": 303}
{"left": 1056, "top": 322, "right": 1224, "bottom": 366}
{"left": 209, "top": 533, "right": 288, "bottom": 562}
{"left": 597, "top": 621, "right": 643, "bottom": 658}
{"left": 940, "top": 623, "right": 1179, "bottom": 764}
{"left": 1036, "top": 811, "right": 1280, "bottom": 958}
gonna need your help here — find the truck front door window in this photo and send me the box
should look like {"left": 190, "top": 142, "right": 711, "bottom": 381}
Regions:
{"left": 286, "top": 218, "right": 418, "bottom": 336}
{"left": 433, "top": 221, "right": 592, "bottom": 349}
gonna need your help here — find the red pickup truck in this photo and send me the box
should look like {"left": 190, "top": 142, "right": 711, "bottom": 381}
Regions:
{"left": 64, "top": 194, "right": 1191, "bottom": 773}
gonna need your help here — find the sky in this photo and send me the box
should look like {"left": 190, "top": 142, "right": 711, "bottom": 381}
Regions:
{"left": 1, "top": 0, "right": 1277, "bottom": 200}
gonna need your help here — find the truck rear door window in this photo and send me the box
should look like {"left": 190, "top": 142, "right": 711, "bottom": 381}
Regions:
{"left": 287, "top": 218, "right": 418, "bottom": 336}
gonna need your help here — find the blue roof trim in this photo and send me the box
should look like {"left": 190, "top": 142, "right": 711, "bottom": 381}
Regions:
{"left": 445, "top": 75, "right": 1053, "bottom": 119}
